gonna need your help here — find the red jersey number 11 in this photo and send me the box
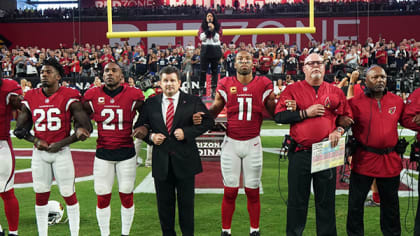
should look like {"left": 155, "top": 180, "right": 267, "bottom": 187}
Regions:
{"left": 237, "top": 97, "right": 252, "bottom": 121}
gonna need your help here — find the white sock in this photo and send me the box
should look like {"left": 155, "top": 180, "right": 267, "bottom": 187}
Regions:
{"left": 67, "top": 203, "right": 80, "bottom": 236}
{"left": 121, "top": 205, "right": 135, "bottom": 235}
{"left": 250, "top": 227, "right": 259, "bottom": 233}
{"left": 35, "top": 205, "right": 49, "bottom": 236}
{"left": 222, "top": 228, "right": 231, "bottom": 234}
{"left": 9, "top": 231, "right": 18, "bottom": 235}
{"left": 96, "top": 206, "right": 110, "bottom": 236}
{"left": 0, "top": 224, "right": 2, "bottom": 232}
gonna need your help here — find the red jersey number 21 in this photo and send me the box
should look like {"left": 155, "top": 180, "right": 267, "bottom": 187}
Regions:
{"left": 102, "top": 108, "right": 123, "bottom": 130}
{"left": 238, "top": 97, "right": 252, "bottom": 121}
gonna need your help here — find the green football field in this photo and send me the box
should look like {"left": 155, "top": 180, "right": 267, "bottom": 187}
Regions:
{"left": 1, "top": 121, "right": 418, "bottom": 235}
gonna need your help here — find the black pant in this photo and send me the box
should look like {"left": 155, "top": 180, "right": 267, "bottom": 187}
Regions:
{"left": 415, "top": 180, "right": 420, "bottom": 236}
{"left": 154, "top": 162, "right": 196, "bottom": 236}
{"left": 347, "top": 171, "right": 401, "bottom": 236}
{"left": 199, "top": 56, "right": 219, "bottom": 95}
{"left": 286, "top": 150, "right": 337, "bottom": 236}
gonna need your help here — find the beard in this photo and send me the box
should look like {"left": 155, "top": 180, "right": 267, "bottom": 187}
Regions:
{"left": 311, "top": 72, "right": 322, "bottom": 80}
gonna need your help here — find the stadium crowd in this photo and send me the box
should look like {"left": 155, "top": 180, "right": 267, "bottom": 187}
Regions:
{"left": 1, "top": 36, "right": 419, "bottom": 98}
{"left": 1, "top": 1, "right": 420, "bottom": 20}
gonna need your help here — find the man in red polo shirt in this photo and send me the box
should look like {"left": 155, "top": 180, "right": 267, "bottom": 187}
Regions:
{"left": 275, "top": 53, "right": 353, "bottom": 236}
{"left": 375, "top": 44, "right": 387, "bottom": 69}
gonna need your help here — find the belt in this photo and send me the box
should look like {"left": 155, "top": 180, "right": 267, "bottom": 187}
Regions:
{"left": 295, "top": 145, "right": 311, "bottom": 152}
{"left": 359, "top": 145, "right": 394, "bottom": 155}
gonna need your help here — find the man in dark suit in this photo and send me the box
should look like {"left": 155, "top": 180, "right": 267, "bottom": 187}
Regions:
{"left": 134, "top": 66, "right": 214, "bottom": 236}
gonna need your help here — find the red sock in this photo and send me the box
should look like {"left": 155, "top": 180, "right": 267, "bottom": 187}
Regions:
{"left": 35, "top": 192, "right": 50, "bottom": 206}
{"left": 63, "top": 192, "right": 78, "bottom": 206}
{"left": 245, "top": 187, "right": 260, "bottom": 229}
{"left": 372, "top": 192, "right": 380, "bottom": 203}
{"left": 221, "top": 186, "right": 239, "bottom": 229}
{"left": 97, "top": 193, "right": 112, "bottom": 209}
{"left": 119, "top": 192, "right": 133, "bottom": 208}
{"left": 0, "top": 189, "right": 19, "bottom": 231}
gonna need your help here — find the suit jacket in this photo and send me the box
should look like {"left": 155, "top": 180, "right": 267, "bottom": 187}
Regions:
{"left": 138, "top": 91, "right": 214, "bottom": 180}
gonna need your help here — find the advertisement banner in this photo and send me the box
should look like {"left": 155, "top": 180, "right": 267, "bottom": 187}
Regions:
{"left": 1, "top": 16, "right": 419, "bottom": 50}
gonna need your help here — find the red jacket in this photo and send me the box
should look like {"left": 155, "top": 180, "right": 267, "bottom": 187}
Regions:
{"left": 349, "top": 92, "right": 404, "bottom": 177}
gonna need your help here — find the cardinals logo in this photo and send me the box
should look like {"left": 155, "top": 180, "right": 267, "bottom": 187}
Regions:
{"left": 388, "top": 106, "right": 396, "bottom": 115}
{"left": 230, "top": 86, "right": 237, "bottom": 94}
{"left": 324, "top": 97, "right": 331, "bottom": 108}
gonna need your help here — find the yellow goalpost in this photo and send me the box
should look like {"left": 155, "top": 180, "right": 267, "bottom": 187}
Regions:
{"left": 106, "top": 0, "right": 316, "bottom": 38}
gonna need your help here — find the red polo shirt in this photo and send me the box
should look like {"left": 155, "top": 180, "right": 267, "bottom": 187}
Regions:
{"left": 275, "top": 80, "right": 352, "bottom": 147}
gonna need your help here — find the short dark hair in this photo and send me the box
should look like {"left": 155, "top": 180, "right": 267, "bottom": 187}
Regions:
{"left": 43, "top": 58, "right": 64, "bottom": 78}
{"left": 159, "top": 66, "right": 180, "bottom": 80}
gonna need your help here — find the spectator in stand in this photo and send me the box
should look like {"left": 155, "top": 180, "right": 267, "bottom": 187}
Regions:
{"left": 1, "top": 55, "right": 13, "bottom": 78}
{"left": 26, "top": 51, "right": 38, "bottom": 77}
{"left": 272, "top": 51, "right": 285, "bottom": 91}
{"left": 69, "top": 54, "right": 81, "bottom": 79}
{"left": 13, "top": 50, "right": 27, "bottom": 78}
{"left": 100, "top": 48, "right": 115, "bottom": 69}
{"left": 148, "top": 51, "right": 158, "bottom": 75}
{"left": 395, "top": 44, "right": 409, "bottom": 72}
{"left": 285, "top": 47, "right": 298, "bottom": 79}
{"left": 191, "top": 48, "right": 201, "bottom": 91}
{"left": 225, "top": 44, "right": 236, "bottom": 77}
{"left": 375, "top": 43, "right": 388, "bottom": 69}
{"left": 134, "top": 50, "right": 148, "bottom": 77}
{"left": 60, "top": 52, "right": 71, "bottom": 77}
{"left": 81, "top": 51, "right": 92, "bottom": 77}
{"left": 198, "top": 11, "right": 222, "bottom": 98}
{"left": 360, "top": 47, "right": 370, "bottom": 67}
{"left": 169, "top": 48, "right": 182, "bottom": 70}
{"left": 257, "top": 51, "right": 272, "bottom": 78}
{"left": 299, "top": 48, "right": 309, "bottom": 69}
{"left": 91, "top": 52, "right": 102, "bottom": 76}
{"left": 157, "top": 50, "right": 169, "bottom": 72}
{"left": 345, "top": 48, "right": 360, "bottom": 72}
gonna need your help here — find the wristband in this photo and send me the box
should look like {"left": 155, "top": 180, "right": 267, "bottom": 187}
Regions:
{"left": 349, "top": 82, "right": 355, "bottom": 85}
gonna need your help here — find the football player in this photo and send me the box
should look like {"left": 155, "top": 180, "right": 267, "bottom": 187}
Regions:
{"left": 209, "top": 50, "right": 276, "bottom": 236}
{"left": 0, "top": 77, "right": 22, "bottom": 236}
{"left": 14, "top": 58, "right": 92, "bottom": 236}
{"left": 82, "top": 62, "right": 145, "bottom": 236}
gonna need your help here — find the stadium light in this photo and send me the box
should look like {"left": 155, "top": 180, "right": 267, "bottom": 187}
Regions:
{"left": 106, "top": 0, "right": 316, "bottom": 38}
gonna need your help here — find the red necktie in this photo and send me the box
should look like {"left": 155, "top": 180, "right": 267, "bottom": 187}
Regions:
{"left": 166, "top": 98, "right": 174, "bottom": 133}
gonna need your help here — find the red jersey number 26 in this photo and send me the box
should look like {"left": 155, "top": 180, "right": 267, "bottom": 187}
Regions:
{"left": 33, "top": 108, "right": 62, "bottom": 131}
{"left": 238, "top": 97, "right": 252, "bottom": 121}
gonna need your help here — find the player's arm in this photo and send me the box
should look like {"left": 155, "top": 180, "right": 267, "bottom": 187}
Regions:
{"left": 70, "top": 101, "right": 92, "bottom": 140}
{"left": 14, "top": 104, "right": 49, "bottom": 150}
{"left": 133, "top": 100, "right": 154, "bottom": 145}
{"left": 180, "top": 98, "right": 215, "bottom": 141}
{"left": 132, "top": 99, "right": 149, "bottom": 140}
{"left": 265, "top": 92, "right": 276, "bottom": 117}
{"left": 46, "top": 101, "right": 92, "bottom": 153}
{"left": 274, "top": 88, "right": 306, "bottom": 124}
{"left": 9, "top": 94, "right": 23, "bottom": 111}
{"left": 208, "top": 92, "right": 225, "bottom": 119}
